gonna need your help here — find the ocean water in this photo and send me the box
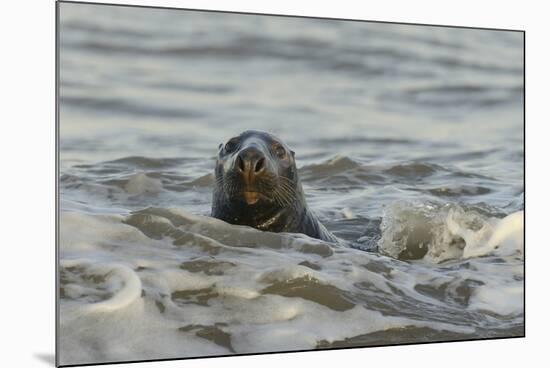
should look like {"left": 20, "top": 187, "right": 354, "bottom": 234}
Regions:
{"left": 58, "top": 3, "right": 524, "bottom": 366}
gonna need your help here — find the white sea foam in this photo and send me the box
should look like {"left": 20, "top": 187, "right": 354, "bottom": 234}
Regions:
{"left": 463, "top": 211, "right": 524, "bottom": 258}
{"left": 378, "top": 202, "right": 524, "bottom": 262}
{"left": 58, "top": 207, "right": 523, "bottom": 365}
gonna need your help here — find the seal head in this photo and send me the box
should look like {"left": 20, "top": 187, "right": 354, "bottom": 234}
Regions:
{"left": 211, "top": 130, "right": 336, "bottom": 242}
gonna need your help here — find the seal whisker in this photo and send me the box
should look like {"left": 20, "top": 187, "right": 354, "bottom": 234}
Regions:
{"left": 275, "top": 185, "right": 294, "bottom": 207}
{"left": 273, "top": 189, "right": 287, "bottom": 207}
{"left": 276, "top": 185, "right": 292, "bottom": 202}
{"left": 278, "top": 182, "right": 296, "bottom": 203}
{"left": 273, "top": 191, "right": 285, "bottom": 207}
{"left": 277, "top": 191, "right": 292, "bottom": 207}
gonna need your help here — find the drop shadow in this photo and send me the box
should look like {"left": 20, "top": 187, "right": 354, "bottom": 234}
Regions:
{"left": 34, "top": 353, "right": 55, "bottom": 366}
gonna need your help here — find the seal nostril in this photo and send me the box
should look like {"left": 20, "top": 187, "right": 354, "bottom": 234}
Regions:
{"left": 255, "top": 157, "right": 265, "bottom": 173}
{"left": 237, "top": 155, "right": 245, "bottom": 172}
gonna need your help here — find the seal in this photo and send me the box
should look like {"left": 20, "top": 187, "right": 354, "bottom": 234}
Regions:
{"left": 211, "top": 130, "right": 337, "bottom": 243}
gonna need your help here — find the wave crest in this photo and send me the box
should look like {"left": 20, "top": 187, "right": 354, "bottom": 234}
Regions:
{"left": 377, "top": 202, "right": 523, "bottom": 262}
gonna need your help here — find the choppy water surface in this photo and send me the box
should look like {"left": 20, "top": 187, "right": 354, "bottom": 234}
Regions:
{"left": 58, "top": 3, "right": 524, "bottom": 366}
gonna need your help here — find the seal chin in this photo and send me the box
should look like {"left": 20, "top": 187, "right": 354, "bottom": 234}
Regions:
{"left": 243, "top": 191, "right": 260, "bottom": 205}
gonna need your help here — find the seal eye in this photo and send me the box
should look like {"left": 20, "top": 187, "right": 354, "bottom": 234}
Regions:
{"left": 273, "top": 144, "right": 286, "bottom": 159}
{"left": 225, "top": 139, "right": 238, "bottom": 153}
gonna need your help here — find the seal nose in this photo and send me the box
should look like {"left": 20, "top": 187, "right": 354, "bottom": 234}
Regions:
{"left": 236, "top": 147, "right": 266, "bottom": 178}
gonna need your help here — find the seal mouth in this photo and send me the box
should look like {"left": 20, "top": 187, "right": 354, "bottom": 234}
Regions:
{"left": 243, "top": 191, "right": 261, "bottom": 205}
